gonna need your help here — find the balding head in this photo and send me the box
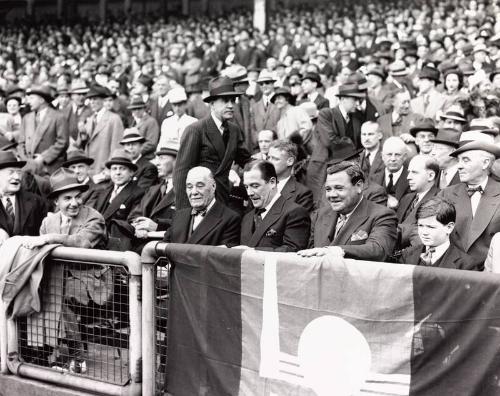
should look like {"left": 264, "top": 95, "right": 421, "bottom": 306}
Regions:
{"left": 382, "top": 137, "right": 408, "bottom": 173}
{"left": 186, "top": 166, "right": 216, "bottom": 210}
{"left": 407, "top": 154, "right": 439, "bottom": 193}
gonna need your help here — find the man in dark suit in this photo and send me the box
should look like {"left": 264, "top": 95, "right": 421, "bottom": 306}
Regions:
{"left": 149, "top": 75, "right": 173, "bottom": 127}
{"left": 359, "top": 121, "right": 385, "bottom": 185}
{"left": 300, "top": 161, "right": 397, "bottom": 261}
{"left": 87, "top": 150, "right": 145, "bottom": 233}
{"left": 119, "top": 128, "right": 158, "bottom": 189}
{"left": 236, "top": 161, "right": 310, "bottom": 252}
{"left": 438, "top": 140, "right": 500, "bottom": 269}
{"left": 0, "top": 151, "right": 47, "bottom": 241}
{"left": 164, "top": 166, "right": 240, "bottom": 247}
{"left": 19, "top": 85, "right": 69, "bottom": 176}
{"left": 173, "top": 76, "right": 251, "bottom": 209}
{"left": 128, "top": 97, "right": 160, "bottom": 159}
{"left": 397, "top": 155, "right": 440, "bottom": 248}
{"left": 372, "top": 136, "right": 411, "bottom": 209}
{"left": 267, "top": 140, "right": 314, "bottom": 212}
{"left": 299, "top": 72, "right": 330, "bottom": 110}
{"left": 62, "top": 149, "right": 103, "bottom": 205}
{"left": 399, "top": 197, "right": 476, "bottom": 270}
{"left": 430, "top": 128, "right": 461, "bottom": 189}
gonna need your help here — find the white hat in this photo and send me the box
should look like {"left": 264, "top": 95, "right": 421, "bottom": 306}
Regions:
{"left": 168, "top": 87, "right": 188, "bottom": 104}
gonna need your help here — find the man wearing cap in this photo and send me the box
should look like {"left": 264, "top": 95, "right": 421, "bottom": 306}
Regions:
{"left": 173, "top": 76, "right": 251, "bottom": 209}
{"left": 18, "top": 85, "right": 69, "bottom": 175}
{"left": 66, "top": 80, "right": 91, "bottom": 144}
{"left": 439, "top": 105, "right": 467, "bottom": 133}
{"left": 410, "top": 66, "right": 446, "bottom": 119}
{"left": 158, "top": 87, "right": 197, "bottom": 151}
{"left": 76, "top": 85, "right": 124, "bottom": 177}
{"left": 252, "top": 70, "right": 280, "bottom": 135}
{"left": 409, "top": 119, "right": 438, "bottom": 155}
{"left": 62, "top": 150, "right": 101, "bottom": 205}
{"left": 119, "top": 128, "right": 158, "bottom": 189}
{"left": 128, "top": 96, "right": 159, "bottom": 159}
{"left": 438, "top": 140, "right": 500, "bottom": 269}
{"left": 298, "top": 72, "right": 330, "bottom": 110}
{"left": 430, "top": 128, "right": 461, "bottom": 189}
{"left": 0, "top": 151, "right": 46, "bottom": 241}
{"left": 150, "top": 75, "right": 173, "bottom": 127}
{"left": 299, "top": 161, "right": 397, "bottom": 262}
{"left": 377, "top": 89, "right": 422, "bottom": 139}
{"left": 164, "top": 166, "right": 240, "bottom": 247}
{"left": 87, "top": 150, "right": 145, "bottom": 234}
{"left": 22, "top": 167, "right": 107, "bottom": 372}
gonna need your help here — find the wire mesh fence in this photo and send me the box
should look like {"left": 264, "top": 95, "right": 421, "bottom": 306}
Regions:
{"left": 17, "top": 257, "right": 131, "bottom": 386}
{"left": 154, "top": 258, "right": 170, "bottom": 395}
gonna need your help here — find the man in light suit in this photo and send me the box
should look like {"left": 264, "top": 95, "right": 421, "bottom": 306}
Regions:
{"left": 173, "top": 76, "right": 251, "bottom": 209}
{"left": 410, "top": 66, "right": 446, "bottom": 119}
{"left": 252, "top": 70, "right": 280, "bottom": 136}
{"left": 300, "top": 161, "right": 397, "bottom": 261}
{"left": 438, "top": 140, "right": 500, "bottom": 269}
{"left": 149, "top": 75, "right": 173, "bottom": 127}
{"left": 18, "top": 85, "right": 69, "bottom": 175}
{"left": 164, "top": 166, "right": 240, "bottom": 246}
{"left": 237, "top": 161, "right": 310, "bottom": 252}
{"left": 76, "top": 86, "right": 124, "bottom": 177}
{"left": 397, "top": 155, "right": 440, "bottom": 248}
{"left": 377, "top": 89, "right": 422, "bottom": 140}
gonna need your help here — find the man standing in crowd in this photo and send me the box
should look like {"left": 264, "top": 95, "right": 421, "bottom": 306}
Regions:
{"left": 299, "top": 72, "right": 330, "bottom": 110}
{"left": 164, "top": 166, "right": 240, "bottom": 247}
{"left": 150, "top": 75, "right": 173, "bottom": 127}
{"left": 237, "top": 161, "right": 310, "bottom": 252}
{"left": 300, "top": 161, "right": 397, "bottom": 261}
{"left": 252, "top": 70, "right": 280, "bottom": 135}
{"left": 173, "top": 76, "right": 251, "bottom": 209}
{"left": 359, "top": 121, "right": 385, "bottom": 185}
{"left": 19, "top": 85, "right": 69, "bottom": 175}
{"left": 410, "top": 65, "right": 446, "bottom": 119}
{"left": 377, "top": 89, "right": 421, "bottom": 139}
{"left": 128, "top": 96, "right": 159, "bottom": 159}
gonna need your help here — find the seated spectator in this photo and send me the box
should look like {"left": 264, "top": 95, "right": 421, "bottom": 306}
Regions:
{"left": 409, "top": 119, "right": 438, "bottom": 155}
{"left": 268, "top": 140, "right": 314, "bottom": 211}
{"left": 300, "top": 161, "right": 397, "bottom": 261}
{"left": 164, "top": 166, "right": 240, "bottom": 247}
{"left": 62, "top": 149, "right": 103, "bottom": 204}
{"left": 120, "top": 128, "right": 158, "bottom": 189}
{"left": 22, "top": 168, "right": 107, "bottom": 372}
{"left": 252, "top": 129, "right": 277, "bottom": 160}
{"left": 430, "top": 128, "right": 461, "bottom": 189}
{"left": 128, "top": 96, "right": 159, "bottom": 159}
{"left": 236, "top": 160, "right": 310, "bottom": 252}
{"left": 399, "top": 197, "right": 476, "bottom": 270}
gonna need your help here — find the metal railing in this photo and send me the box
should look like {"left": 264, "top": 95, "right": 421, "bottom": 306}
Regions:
{"left": 1, "top": 247, "right": 142, "bottom": 396}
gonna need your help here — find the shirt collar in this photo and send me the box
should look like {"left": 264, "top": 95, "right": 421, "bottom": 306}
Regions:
{"left": 308, "top": 92, "right": 318, "bottom": 102}
{"left": 193, "top": 198, "right": 216, "bottom": 215}
{"left": 211, "top": 112, "right": 224, "bottom": 132}
{"left": 262, "top": 191, "right": 281, "bottom": 219}
{"left": 132, "top": 154, "right": 142, "bottom": 164}
{"left": 468, "top": 176, "right": 489, "bottom": 190}
{"left": 429, "top": 240, "right": 450, "bottom": 264}
{"left": 416, "top": 186, "right": 433, "bottom": 201}
{"left": 338, "top": 104, "right": 349, "bottom": 121}
{"left": 385, "top": 166, "right": 404, "bottom": 182}
{"left": 60, "top": 212, "right": 72, "bottom": 224}
{"left": 277, "top": 176, "right": 291, "bottom": 194}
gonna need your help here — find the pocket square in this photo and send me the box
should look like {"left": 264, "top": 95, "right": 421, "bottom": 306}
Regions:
{"left": 265, "top": 229, "right": 277, "bottom": 237}
{"left": 351, "top": 230, "right": 368, "bottom": 241}
{"left": 119, "top": 204, "right": 127, "bottom": 210}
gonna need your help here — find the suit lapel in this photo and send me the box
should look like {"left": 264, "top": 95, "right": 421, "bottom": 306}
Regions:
{"left": 151, "top": 188, "right": 175, "bottom": 217}
{"left": 249, "top": 196, "right": 285, "bottom": 246}
{"left": 333, "top": 198, "right": 369, "bottom": 245}
{"left": 437, "top": 246, "right": 459, "bottom": 269}
{"left": 205, "top": 117, "right": 226, "bottom": 161}
{"left": 13, "top": 191, "right": 33, "bottom": 235}
{"left": 333, "top": 108, "right": 346, "bottom": 138}
{"left": 31, "top": 108, "right": 52, "bottom": 153}
{"left": 188, "top": 201, "right": 223, "bottom": 244}
{"left": 452, "top": 184, "right": 473, "bottom": 248}
{"left": 395, "top": 166, "right": 408, "bottom": 198}
{"left": 219, "top": 122, "right": 239, "bottom": 172}
{"left": 467, "top": 178, "right": 500, "bottom": 249}
{"left": 89, "top": 110, "right": 110, "bottom": 142}
{"left": 103, "top": 183, "right": 133, "bottom": 219}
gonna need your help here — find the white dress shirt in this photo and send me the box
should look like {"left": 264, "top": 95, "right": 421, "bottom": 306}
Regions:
{"left": 468, "top": 177, "right": 488, "bottom": 217}
{"left": 261, "top": 192, "right": 281, "bottom": 220}
{"left": 429, "top": 240, "right": 450, "bottom": 265}
{"left": 192, "top": 198, "right": 216, "bottom": 230}
{"left": 385, "top": 166, "right": 404, "bottom": 187}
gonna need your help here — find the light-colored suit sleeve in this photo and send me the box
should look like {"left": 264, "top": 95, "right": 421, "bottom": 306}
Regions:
{"left": 485, "top": 232, "right": 500, "bottom": 272}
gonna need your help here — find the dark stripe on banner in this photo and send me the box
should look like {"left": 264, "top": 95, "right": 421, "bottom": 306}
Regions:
{"left": 410, "top": 265, "right": 500, "bottom": 396}
{"left": 165, "top": 243, "right": 243, "bottom": 396}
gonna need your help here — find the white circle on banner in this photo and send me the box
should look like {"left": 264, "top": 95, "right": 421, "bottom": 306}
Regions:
{"left": 297, "top": 315, "right": 371, "bottom": 396}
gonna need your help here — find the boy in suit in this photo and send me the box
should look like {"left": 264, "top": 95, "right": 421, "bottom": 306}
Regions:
{"left": 399, "top": 197, "right": 476, "bottom": 270}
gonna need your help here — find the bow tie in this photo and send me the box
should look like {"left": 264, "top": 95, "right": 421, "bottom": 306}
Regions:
{"left": 191, "top": 208, "right": 207, "bottom": 217}
{"left": 255, "top": 208, "right": 266, "bottom": 216}
{"left": 467, "top": 186, "right": 484, "bottom": 197}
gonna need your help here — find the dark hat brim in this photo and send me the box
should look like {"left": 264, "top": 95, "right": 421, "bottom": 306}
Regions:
{"left": 48, "top": 183, "right": 89, "bottom": 199}
{"left": 429, "top": 138, "right": 459, "bottom": 148}
{"left": 61, "top": 157, "right": 94, "bottom": 167}
{"left": 26, "top": 90, "right": 53, "bottom": 103}
{"left": 409, "top": 126, "right": 438, "bottom": 137}
{"left": 336, "top": 91, "right": 366, "bottom": 99}
{"left": 0, "top": 160, "right": 26, "bottom": 169}
{"left": 156, "top": 148, "right": 178, "bottom": 157}
{"left": 203, "top": 92, "right": 241, "bottom": 103}
{"left": 127, "top": 103, "right": 147, "bottom": 110}
{"left": 326, "top": 147, "right": 364, "bottom": 166}
{"left": 105, "top": 159, "right": 138, "bottom": 171}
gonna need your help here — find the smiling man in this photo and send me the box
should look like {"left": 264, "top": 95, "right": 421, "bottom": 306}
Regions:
{"left": 173, "top": 76, "right": 251, "bottom": 209}
{"left": 237, "top": 160, "right": 310, "bottom": 252}
{"left": 299, "top": 161, "right": 397, "bottom": 261}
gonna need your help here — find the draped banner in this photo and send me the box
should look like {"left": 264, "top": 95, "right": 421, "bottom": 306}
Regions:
{"left": 165, "top": 243, "right": 500, "bottom": 396}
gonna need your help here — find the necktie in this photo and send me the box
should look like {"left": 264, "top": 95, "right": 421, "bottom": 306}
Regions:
{"left": 409, "top": 195, "right": 419, "bottom": 212}
{"left": 221, "top": 121, "right": 230, "bottom": 147}
{"left": 467, "top": 186, "right": 483, "bottom": 197}
{"left": 420, "top": 247, "right": 436, "bottom": 265}
{"left": 345, "top": 114, "right": 350, "bottom": 124}
{"left": 334, "top": 214, "right": 347, "bottom": 239}
{"left": 4, "top": 196, "right": 14, "bottom": 230}
{"left": 60, "top": 217, "right": 71, "bottom": 235}
{"left": 109, "top": 186, "right": 120, "bottom": 203}
{"left": 362, "top": 152, "right": 371, "bottom": 174}
{"left": 191, "top": 208, "right": 208, "bottom": 217}
{"left": 160, "top": 180, "right": 169, "bottom": 197}
{"left": 386, "top": 173, "right": 394, "bottom": 195}
{"left": 90, "top": 113, "right": 97, "bottom": 135}
{"left": 253, "top": 208, "right": 266, "bottom": 233}
{"left": 35, "top": 111, "right": 41, "bottom": 129}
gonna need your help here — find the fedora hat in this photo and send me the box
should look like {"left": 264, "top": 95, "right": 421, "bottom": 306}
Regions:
{"left": 86, "top": 85, "right": 112, "bottom": 99}
{"left": 5, "top": 95, "right": 22, "bottom": 106}
{"left": 418, "top": 66, "right": 441, "bottom": 83}
{"left": 270, "top": 87, "right": 295, "bottom": 104}
{"left": 299, "top": 102, "right": 319, "bottom": 120}
{"left": 430, "top": 128, "right": 461, "bottom": 147}
{"left": 26, "top": 85, "right": 53, "bottom": 103}
{"left": 127, "top": 96, "right": 147, "bottom": 110}
{"left": 257, "top": 69, "right": 276, "bottom": 84}
{"left": 440, "top": 105, "right": 467, "bottom": 122}
{"left": 0, "top": 151, "right": 26, "bottom": 169}
{"left": 221, "top": 65, "right": 249, "bottom": 83}
{"left": 336, "top": 83, "right": 366, "bottom": 99}
{"left": 168, "top": 87, "right": 188, "bottom": 104}
{"left": 451, "top": 140, "right": 500, "bottom": 158}
{"left": 367, "top": 66, "right": 387, "bottom": 81}
{"left": 326, "top": 137, "right": 364, "bottom": 166}
{"left": 203, "top": 76, "right": 241, "bottom": 103}
{"left": 409, "top": 118, "right": 438, "bottom": 137}
{"left": 120, "top": 127, "right": 146, "bottom": 144}
{"left": 346, "top": 72, "right": 368, "bottom": 91}
{"left": 302, "top": 72, "right": 323, "bottom": 87}
{"left": 69, "top": 79, "right": 89, "bottom": 94}
{"left": 48, "top": 168, "right": 89, "bottom": 199}
{"left": 62, "top": 149, "right": 94, "bottom": 167}
{"left": 156, "top": 147, "right": 178, "bottom": 157}
{"left": 6, "top": 86, "right": 24, "bottom": 97}
{"left": 136, "top": 74, "right": 154, "bottom": 89}
{"left": 105, "top": 149, "right": 138, "bottom": 171}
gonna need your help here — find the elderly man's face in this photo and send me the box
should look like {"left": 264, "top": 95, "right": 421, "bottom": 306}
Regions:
{"left": 186, "top": 169, "right": 216, "bottom": 210}
{"left": 110, "top": 164, "right": 133, "bottom": 186}
{"left": 56, "top": 189, "right": 83, "bottom": 218}
{"left": 457, "top": 150, "right": 492, "bottom": 184}
{"left": 393, "top": 91, "right": 411, "bottom": 115}
{"left": 68, "top": 163, "right": 90, "bottom": 183}
{"left": 382, "top": 141, "right": 407, "bottom": 172}
{"left": 324, "top": 170, "right": 363, "bottom": 214}
{"left": 415, "top": 131, "right": 435, "bottom": 154}
{"left": 0, "top": 167, "right": 22, "bottom": 195}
